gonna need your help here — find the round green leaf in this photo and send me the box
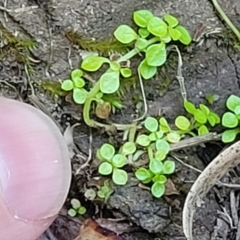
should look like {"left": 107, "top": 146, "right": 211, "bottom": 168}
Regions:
{"left": 210, "top": 112, "right": 220, "bottom": 124}
{"left": 144, "top": 116, "right": 159, "bottom": 132}
{"left": 138, "top": 28, "right": 150, "bottom": 38}
{"left": 184, "top": 100, "right": 196, "bottom": 114}
{"left": 68, "top": 209, "right": 77, "bottom": 217}
{"left": 175, "top": 116, "right": 190, "bottom": 130}
{"left": 136, "top": 134, "right": 151, "bottom": 146}
{"left": 164, "top": 14, "right": 179, "bottom": 27}
{"left": 99, "top": 162, "right": 113, "bottom": 175}
{"left": 156, "top": 139, "right": 170, "bottom": 154}
{"left": 71, "top": 198, "right": 81, "bottom": 209}
{"left": 149, "top": 158, "right": 163, "bottom": 174}
{"left": 222, "top": 129, "right": 239, "bottom": 143}
{"left": 226, "top": 95, "right": 240, "bottom": 112}
{"left": 160, "top": 33, "right": 172, "bottom": 43}
{"left": 162, "top": 160, "right": 175, "bottom": 174}
{"left": 199, "top": 104, "right": 210, "bottom": 116}
{"left": 166, "top": 132, "right": 181, "bottom": 143}
{"left": 73, "top": 88, "right": 88, "bottom": 104}
{"left": 169, "top": 27, "right": 181, "bottom": 41}
{"left": 73, "top": 77, "right": 85, "bottom": 88}
{"left": 151, "top": 182, "right": 165, "bottom": 198}
{"left": 222, "top": 112, "right": 238, "bottom": 128}
{"left": 112, "top": 154, "right": 127, "bottom": 168}
{"left": 136, "top": 37, "right": 148, "bottom": 50}
{"left": 78, "top": 206, "right": 86, "bottom": 215}
{"left": 81, "top": 56, "right": 109, "bottom": 71}
{"left": 61, "top": 79, "right": 74, "bottom": 91}
{"left": 100, "top": 143, "right": 115, "bottom": 161}
{"left": 146, "top": 43, "right": 167, "bottom": 67}
{"left": 71, "top": 69, "right": 83, "bottom": 79}
{"left": 175, "top": 25, "right": 192, "bottom": 45}
{"left": 135, "top": 168, "right": 152, "bottom": 181}
{"left": 194, "top": 109, "right": 207, "bottom": 124}
{"left": 207, "top": 115, "right": 216, "bottom": 127}
{"left": 100, "top": 71, "right": 120, "bottom": 94}
{"left": 198, "top": 125, "right": 209, "bottom": 136}
{"left": 147, "top": 17, "right": 168, "bottom": 37}
{"left": 235, "top": 105, "right": 240, "bottom": 115}
{"left": 133, "top": 10, "right": 154, "bottom": 27}
{"left": 138, "top": 59, "right": 157, "bottom": 80}
{"left": 120, "top": 68, "right": 132, "bottom": 78}
{"left": 155, "top": 150, "right": 166, "bottom": 161}
{"left": 110, "top": 61, "right": 121, "bottom": 71}
{"left": 159, "top": 117, "right": 171, "bottom": 132}
{"left": 152, "top": 174, "right": 167, "bottom": 184}
{"left": 122, "top": 142, "right": 136, "bottom": 155}
{"left": 112, "top": 168, "right": 128, "bottom": 185}
{"left": 114, "top": 25, "right": 138, "bottom": 44}
{"left": 148, "top": 132, "right": 158, "bottom": 141}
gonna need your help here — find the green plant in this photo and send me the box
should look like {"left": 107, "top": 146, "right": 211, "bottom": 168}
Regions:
{"left": 67, "top": 198, "right": 86, "bottom": 217}
{"left": 222, "top": 95, "right": 240, "bottom": 143}
{"left": 97, "top": 143, "right": 130, "bottom": 185}
{"left": 97, "top": 179, "right": 114, "bottom": 202}
{"left": 61, "top": 69, "right": 89, "bottom": 104}
{"left": 135, "top": 158, "right": 175, "bottom": 198}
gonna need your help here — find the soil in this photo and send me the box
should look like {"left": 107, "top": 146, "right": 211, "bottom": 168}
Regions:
{"left": 1, "top": 0, "right": 240, "bottom": 239}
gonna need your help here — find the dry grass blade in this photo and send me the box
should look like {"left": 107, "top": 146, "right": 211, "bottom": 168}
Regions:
{"left": 182, "top": 140, "right": 240, "bottom": 240}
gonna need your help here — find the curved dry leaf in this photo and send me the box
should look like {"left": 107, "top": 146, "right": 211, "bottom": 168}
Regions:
{"left": 182, "top": 140, "right": 240, "bottom": 240}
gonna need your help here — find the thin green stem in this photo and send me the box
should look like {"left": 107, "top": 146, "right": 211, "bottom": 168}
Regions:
{"left": 147, "top": 145, "right": 154, "bottom": 160}
{"left": 212, "top": 0, "right": 240, "bottom": 41}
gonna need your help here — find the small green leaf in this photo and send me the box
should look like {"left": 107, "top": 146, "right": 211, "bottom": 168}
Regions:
{"left": 235, "top": 105, "right": 240, "bottom": 115}
{"left": 162, "top": 160, "right": 175, "bottom": 174}
{"left": 73, "top": 88, "right": 88, "bottom": 104}
{"left": 175, "top": 25, "right": 192, "bottom": 45}
{"left": 160, "top": 33, "right": 172, "bottom": 43}
{"left": 147, "top": 17, "right": 168, "bottom": 37}
{"left": 138, "top": 59, "right": 157, "bottom": 80}
{"left": 136, "top": 37, "right": 148, "bottom": 50}
{"left": 152, "top": 174, "right": 167, "bottom": 184}
{"left": 68, "top": 209, "right": 77, "bottom": 217}
{"left": 112, "top": 154, "right": 127, "bottom": 168}
{"left": 184, "top": 101, "right": 196, "bottom": 114}
{"left": 100, "top": 71, "right": 120, "bottom": 94}
{"left": 155, "top": 150, "right": 166, "bottom": 161}
{"left": 110, "top": 62, "right": 121, "bottom": 71}
{"left": 135, "top": 168, "right": 152, "bottom": 181}
{"left": 73, "top": 77, "right": 85, "bottom": 88}
{"left": 71, "top": 69, "right": 83, "bottom": 80}
{"left": 81, "top": 56, "right": 109, "bottom": 71}
{"left": 198, "top": 125, "right": 209, "bottom": 135}
{"left": 151, "top": 182, "right": 165, "bottom": 198}
{"left": 222, "top": 112, "right": 238, "bottom": 128}
{"left": 100, "top": 143, "right": 115, "bottom": 161}
{"left": 144, "top": 116, "right": 159, "bottom": 132}
{"left": 148, "top": 132, "right": 158, "bottom": 141}
{"left": 149, "top": 158, "right": 163, "bottom": 174}
{"left": 208, "top": 112, "right": 220, "bottom": 126}
{"left": 99, "top": 162, "right": 113, "bottom": 175}
{"left": 207, "top": 115, "right": 216, "bottom": 127}
{"left": 199, "top": 104, "right": 210, "bottom": 116}
{"left": 164, "top": 14, "right": 179, "bottom": 27}
{"left": 166, "top": 132, "right": 181, "bottom": 143}
{"left": 138, "top": 28, "right": 150, "bottom": 38}
{"left": 133, "top": 10, "right": 154, "bottom": 27}
{"left": 226, "top": 95, "right": 240, "bottom": 112}
{"left": 169, "top": 27, "right": 181, "bottom": 41}
{"left": 222, "top": 128, "right": 239, "bottom": 143}
{"left": 175, "top": 116, "right": 191, "bottom": 130}
{"left": 71, "top": 198, "right": 81, "bottom": 209}
{"left": 120, "top": 68, "right": 132, "bottom": 78}
{"left": 156, "top": 139, "right": 170, "bottom": 154}
{"left": 114, "top": 25, "right": 138, "bottom": 44}
{"left": 121, "top": 142, "right": 136, "bottom": 155}
{"left": 112, "top": 168, "right": 128, "bottom": 185}
{"left": 61, "top": 79, "right": 74, "bottom": 91}
{"left": 194, "top": 109, "right": 207, "bottom": 124}
{"left": 146, "top": 43, "right": 167, "bottom": 67}
{"left": 78, "top": 206, "right": 86, "bottom": 215}
{"left": 159, "top": 117, "right": 171, "bottom": 132}
{"left": 136, "top": 134, "right": 151, "bottom": 146}
{"left": 205, "top": 93, "right": 220, "bottom": 105}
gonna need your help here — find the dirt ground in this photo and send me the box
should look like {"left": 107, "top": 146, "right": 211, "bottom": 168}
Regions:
{"left": 1, "top": 0, "right": 240, "bottom": 239}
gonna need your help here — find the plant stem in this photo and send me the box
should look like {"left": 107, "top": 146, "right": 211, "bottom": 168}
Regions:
{"left": 147, "top": 145, "right": 154, "bottom": 160}
{"left": 211, "top": 0, "right": 240, "bottom": 41}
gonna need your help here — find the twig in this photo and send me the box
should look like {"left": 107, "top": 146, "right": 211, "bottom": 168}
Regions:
{"left": 0, "top": 5, "right": 38, "bottom": 13}
{"left": 45, "top": 28, "right": 54, "bottom": 77}
{"left": 3, "top": 0, "right": 8, "bottom": 22}
{"left": 230, "top": 190, "right": 238, "bottom": 227}
{"left": 132, "top": 68, "right": 148, "bottom": 122}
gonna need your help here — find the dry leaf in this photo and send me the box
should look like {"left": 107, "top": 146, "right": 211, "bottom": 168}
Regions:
{"left": 95, "top": 102, "right": 111, "bottom": 119}
{"left": 74, "top": 218, "right": 124, "bottom": 240}
{"left": 164, "top": 179, "right": 180, "bottom": 196}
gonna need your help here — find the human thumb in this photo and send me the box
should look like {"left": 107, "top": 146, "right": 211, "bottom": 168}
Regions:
{"left": 0, "top": 97, "right": 72, "bottom": 240}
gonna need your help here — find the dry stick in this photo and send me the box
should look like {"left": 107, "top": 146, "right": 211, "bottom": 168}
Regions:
{"left": 182, "top": 140, "right": 240, "bottom": 240}
{"left": 0, "top": 5, "right": 38, "bottom": 13}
